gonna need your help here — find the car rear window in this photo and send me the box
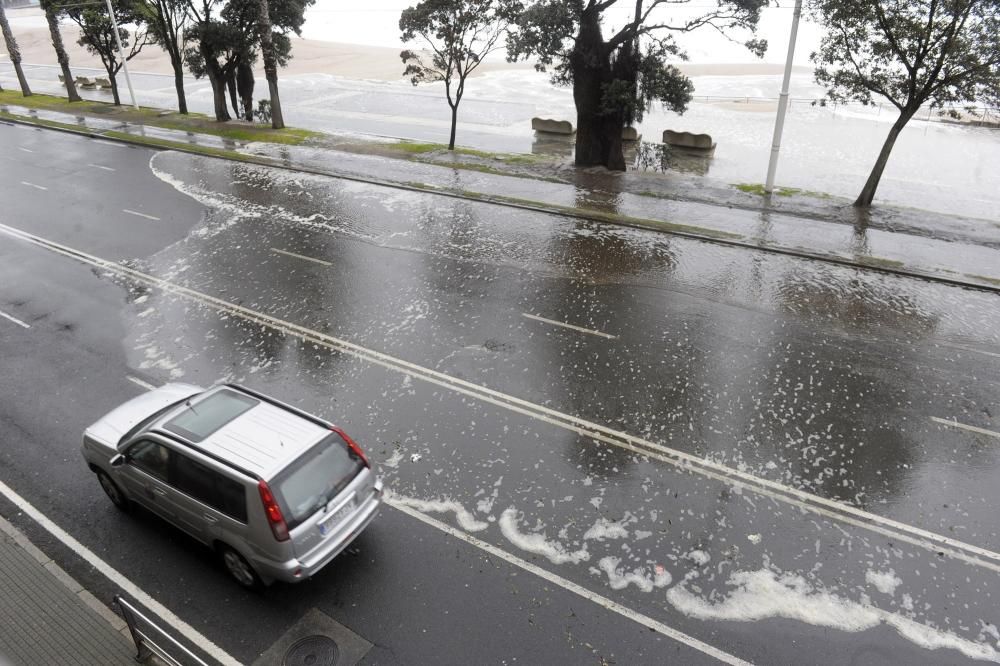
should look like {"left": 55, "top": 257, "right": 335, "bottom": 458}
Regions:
{"left": 270, "top": 432, "right": 363, "bottom": 530}
{"left": 162, "top": 389, "right": 258, "bottom": 442}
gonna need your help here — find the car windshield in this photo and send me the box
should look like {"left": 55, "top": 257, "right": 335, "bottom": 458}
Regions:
{"left": 270, "top": 432, "right": 363, "bottom": 530}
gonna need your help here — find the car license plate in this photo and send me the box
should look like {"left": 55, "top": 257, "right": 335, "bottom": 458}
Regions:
{"left": 319, "top": 498, "right": 355, "bottom": 535}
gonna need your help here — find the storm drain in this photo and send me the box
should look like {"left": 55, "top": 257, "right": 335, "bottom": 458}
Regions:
{"left": 283, "top": 635, "right": 340, "bottom": 666}
{"left": 253, "top": 609, "right": 371, "bottom": 666}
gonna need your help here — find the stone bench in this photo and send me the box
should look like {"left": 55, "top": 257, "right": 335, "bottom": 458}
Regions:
{"left": 662, "top": 130, "right": 716, "bottom": 152}
{"left": 532, "top": 117, "right": 575, "bottom": 135}
{"left": 95, "top": 77, "right": 112, "bottom": 89}
{"left": 75, "top": 76, "right": 97, "bottom": 89}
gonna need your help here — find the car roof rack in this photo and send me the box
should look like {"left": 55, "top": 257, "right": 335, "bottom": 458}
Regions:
{"left": 225, "top": 383, "right": 333, "bottom": 430}
{"left": 151, "top": 428, "right": 261, "bottom": 481}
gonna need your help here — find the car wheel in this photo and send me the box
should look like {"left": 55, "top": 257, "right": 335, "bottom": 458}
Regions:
{"left": 220, "top": 546, "right": 264, "bottom": 591}
{"left": 96, "top": 471, "right": 129, "bottom": 511}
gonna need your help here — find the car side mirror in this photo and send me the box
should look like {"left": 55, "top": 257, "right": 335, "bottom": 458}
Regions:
{"left": 110, "top": 454, "right": 125, "bottom": 468}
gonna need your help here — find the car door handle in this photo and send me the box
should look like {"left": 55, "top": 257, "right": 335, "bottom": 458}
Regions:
{"left": 203, "top": 514, "right": 218, "bottom": 524}
{"left": 152, "top": 487, "right": 167, "bottom": 497}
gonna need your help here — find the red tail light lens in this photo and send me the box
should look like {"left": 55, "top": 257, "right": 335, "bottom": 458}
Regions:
{"left": 258, "top": 480, "right": 289, "bottom": 541}
{"left": 332, "top": 426, "right": 369, "bottom": 468}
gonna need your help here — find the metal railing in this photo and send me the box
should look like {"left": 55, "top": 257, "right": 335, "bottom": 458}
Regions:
{"left": 115, "top": 596, "right": 210, "bottom": 666}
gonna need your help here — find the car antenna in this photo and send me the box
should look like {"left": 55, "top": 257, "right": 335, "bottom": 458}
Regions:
{"left": 186, "top": 399, "right": 198, "bottom": 415}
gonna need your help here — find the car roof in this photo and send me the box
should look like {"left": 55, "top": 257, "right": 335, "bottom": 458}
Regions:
{"left": 153, "top": 385, "right": 330, "bottom": 480}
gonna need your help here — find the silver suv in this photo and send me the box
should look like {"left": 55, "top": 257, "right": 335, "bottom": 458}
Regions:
{"left": 82, "top": 383, "right": 382, "bottom": 589}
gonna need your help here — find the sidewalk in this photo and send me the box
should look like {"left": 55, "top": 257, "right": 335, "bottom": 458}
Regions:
{"left": 3, "top": 100, "right": 1000, "bottom": 292}
{"left": 0, "top": 515, "right": 137, "bottom": 666}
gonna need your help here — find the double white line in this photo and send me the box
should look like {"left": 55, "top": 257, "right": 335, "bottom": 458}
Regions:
{"left": 3, "top": 220, "right": 1000, "bottom": 577}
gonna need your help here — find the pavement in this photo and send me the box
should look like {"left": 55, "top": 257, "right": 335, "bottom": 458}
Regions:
{"left": 0, "top": 515, "right": 137, "bottom": 666}
{"left": 2, "top": 100, "right": 999, "bottom": 294}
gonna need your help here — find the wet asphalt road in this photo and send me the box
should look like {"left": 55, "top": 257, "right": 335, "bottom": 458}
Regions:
{"left": 1, "top": 122, "right": 1000, "bottom": 665}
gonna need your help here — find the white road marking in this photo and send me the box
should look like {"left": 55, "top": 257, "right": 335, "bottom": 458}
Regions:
{"left": 931, "top": 417, "right": 1000, "bottom": 440}
{"left": 0, "top": 479, "right": 241, "bottom": 666}
{"left": 390, "top": 500, "right": 751, "bottom": 665}
{"left": 20, "top": 181, "right": 47, "bottom": 191}
{"left": 270, "top": 247, "right": 332, "bottom": 267}
{"left": 88, "top": 163, "right": 116, "bottom": 172}
{"left": 4, "top": 221, "right": 1000, "bottom": 575}
{"left": 92, "top": 139, "right": 127, "bottom": 148}
{"left": 18, "top": 146, "right": 34, "bottom": 153}
{"left": 122, "top": 209, "right": 160, "bottom": 221}
{"left": 126, "top": 375, "right": 156, "bottom": 391}
{"left": 522, "top": 312, "right": 617, "bottom": 339}
{"left": 0, "top": 309, "right": 30, "bottom": 328}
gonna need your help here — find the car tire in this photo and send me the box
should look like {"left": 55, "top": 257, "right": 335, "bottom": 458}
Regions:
{"left": 219, "top": 545, "right": 264, "bottom": 591}
{"left": 96, "top": 470, "right": 130, "bottom": 512}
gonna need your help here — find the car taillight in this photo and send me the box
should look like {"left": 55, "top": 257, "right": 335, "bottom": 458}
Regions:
{"left": 332, "top": 426, "right": 369, "bottom": 468}
{"left": 258, "top": 480, "right": 289, "bottom": 541}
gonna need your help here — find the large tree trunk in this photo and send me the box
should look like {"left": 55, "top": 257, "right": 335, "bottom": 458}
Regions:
{"left": 570, "top": 8, "right": 625, "bottom": 170}
{"left": 225, "top": 66, "right": 239, "bottom": 117}
{"left": 201, "top": 45, "right": 230, "bottom": 121}
{"left": 109, "top": 72, "right": 120, "bottom": 105}
{"left": 1, "top": 5, "right": 32, "bottom": 96}
{"left": 448, "top": 103, "right": 458, "bottom": 150}
{"left": 170, "top": 53, "right": 187, "bottom": 114}
{"left": 44, "top": 6, "right": 81, "bottom": 102}
{"left": 237, "top": 60, "right": 255, "bottom": 122}
{"left": 255, "top": 0, "right": 283, "bottom": 129}
{"left": 854, "top": 109, "right": 915, "bottom": 207}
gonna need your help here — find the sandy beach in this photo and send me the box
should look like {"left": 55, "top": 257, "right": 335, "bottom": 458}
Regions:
{"left": 2, "top": 8, "right": 810, "bottom": 83}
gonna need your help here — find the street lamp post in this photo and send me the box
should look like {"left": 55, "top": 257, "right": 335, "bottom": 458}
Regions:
{"left": 104, "top": 0, "right": 138, "bottom": 110}
{"left": 764, "top": 0, "right": 803, "bottom": 194}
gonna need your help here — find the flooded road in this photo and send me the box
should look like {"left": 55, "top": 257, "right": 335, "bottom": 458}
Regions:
{"left": 2, "top": 125, "right": 999, "bottom": 664}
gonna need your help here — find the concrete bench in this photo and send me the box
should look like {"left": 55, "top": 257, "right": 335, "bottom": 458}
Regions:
{"left": 663, "top": 130, "right": 716, "bottom": 152}
{"left": 622, "top": 126, "right": 641, "bottom": 142}
{"left": 95, "top": 77, "right": 111, "bottom": 89}
{"left": 75, "top": 76, "right": 97, "bottom": 89}
{"left": 532, "top": 117, "right": 575, "bottom": 135}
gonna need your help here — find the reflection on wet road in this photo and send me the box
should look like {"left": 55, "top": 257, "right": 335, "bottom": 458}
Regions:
{"left": 2, "top": 133, "right": 999, "bottom": 664}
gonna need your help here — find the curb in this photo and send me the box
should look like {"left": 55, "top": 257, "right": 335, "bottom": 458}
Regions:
{"left": 4, "top": 112, "right": 998, "bottom": 295}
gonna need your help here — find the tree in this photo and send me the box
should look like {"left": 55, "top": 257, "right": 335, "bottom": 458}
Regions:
{"left": 1, "top": 2, "right": 32, "bottom": 96}
{"left": 255, "top": 0, "right": 283, "bottom": 128}
{"left": 811, "top": 0, "right": 1000, "bottom": 207}
{"left": 41, "top": 0, "right": 82, "bottom": 102}
{"left": 138, "top": 0, "right": 190, "bottom": 113}
{"left": 400, "top": 0, "right": 520, "bottom": 150}
{"left": 61, "top": 0, "right": 151, "bottom": 105}
{"left": 185, "top": 0, "right": 308, "bottom": 122}
{"left": 508, "top": 0, "right": 766, "bottom": 171}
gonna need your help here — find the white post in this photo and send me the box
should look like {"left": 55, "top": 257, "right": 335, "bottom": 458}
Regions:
{"left": 104, "top": 0, "right": 138, "bottom": 109}
{"left": 764, "top": 0, "right": 802, "bottom": 194}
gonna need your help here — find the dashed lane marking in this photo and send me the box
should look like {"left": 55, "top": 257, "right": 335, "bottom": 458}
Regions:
{"left": 931, "top": 417, "right": 1000, "bottom": 440}
{"left": 17, "top": 146, "right": 34, "bottom": 153}
{"left": 3, "top": 221, "right": 1000, "bottom": 575}
{"left": 126, "top": 375, "right": 156, "bottom": 391}
{"left": 88, "top": 163, "right": 116, "bottom": 172}
{"left": 122, "top": 209, "right": 160, "bottom": 221}
{"left": 270, "top": 247, "right": 333, "bottom": 267}
{"left": 20, "top": 181, "right": 47, "bottom": 191}
{"left": 522, "top": 312, "right": 617, "bottom": 339}
{"left": 0, "top": 309, "right": 30, "bottom": 328}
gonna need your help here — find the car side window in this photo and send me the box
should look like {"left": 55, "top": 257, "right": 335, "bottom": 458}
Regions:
{"left": 170, "top": 453, "right": 247, "bottom": 523}
{"left": 127, "top": 440, "right": 171, "bottom": 481}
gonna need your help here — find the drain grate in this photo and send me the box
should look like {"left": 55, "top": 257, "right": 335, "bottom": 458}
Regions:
{"left": 282, "top": 635, "right": 340, "bottom": 666}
